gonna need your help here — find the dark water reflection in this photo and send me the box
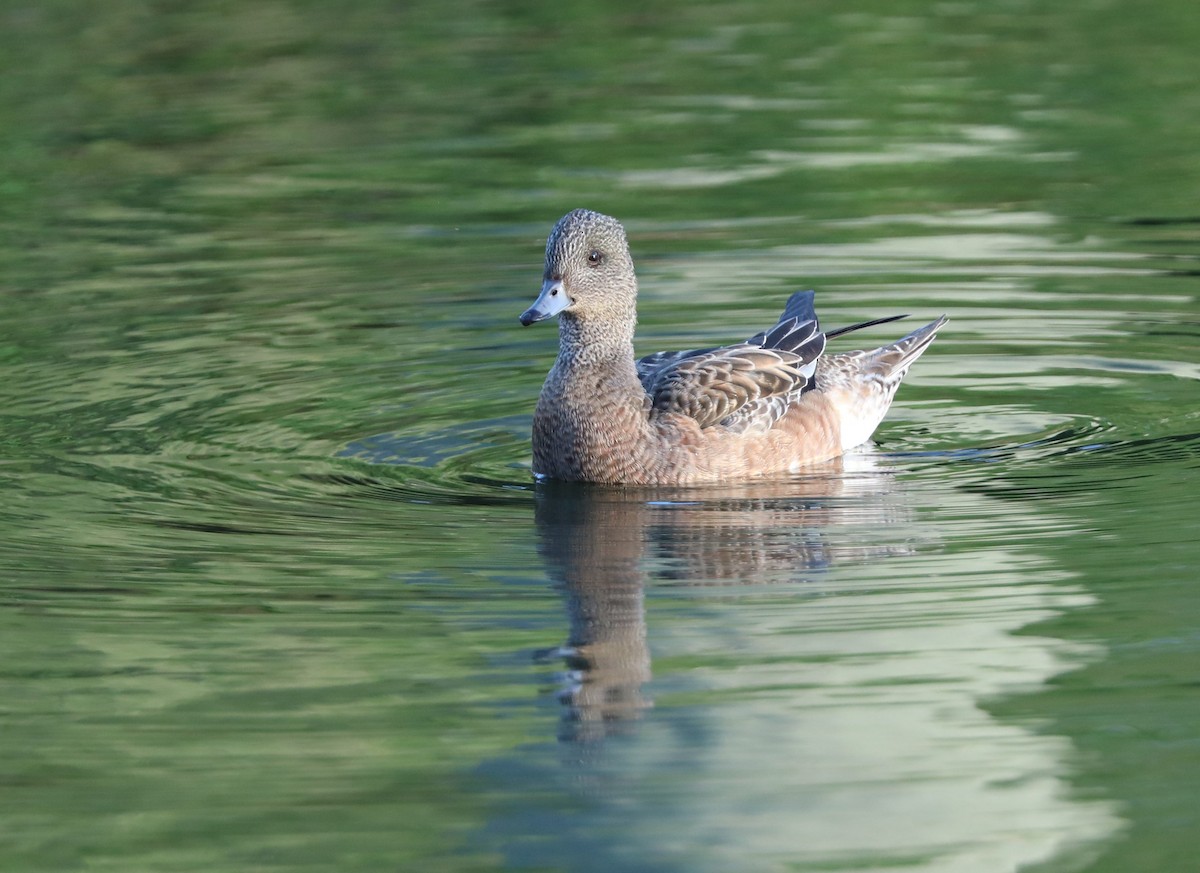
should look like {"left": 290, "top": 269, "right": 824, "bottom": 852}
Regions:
{"left": 483, "top": 454, "right": 1124, "bottom": 872}
{"left": 532, "top": 461, "right": 916, "bottom": 742}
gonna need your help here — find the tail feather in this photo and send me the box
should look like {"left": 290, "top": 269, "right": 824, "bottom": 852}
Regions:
{"left": 868, "top": 314, "right": 947, "bottom": 383}
{"left": 818, "top": 314, "right": 947, "bottom": 451}
{"left": 826, "top": 313, "right": 910, "bottom": 339}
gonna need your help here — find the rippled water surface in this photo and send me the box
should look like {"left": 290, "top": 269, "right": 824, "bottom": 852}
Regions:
{"left": 3, "top": 3, "right": 1199, "bottom": 872}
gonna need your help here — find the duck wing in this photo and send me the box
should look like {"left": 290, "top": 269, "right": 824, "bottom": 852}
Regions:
{"left": 638, "top": 292, "right": 826, "bottom": 431}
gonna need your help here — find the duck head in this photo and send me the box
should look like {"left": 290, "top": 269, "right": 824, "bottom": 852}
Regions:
{"left": 520, "top": 209, "right": 638, "bottom": 327}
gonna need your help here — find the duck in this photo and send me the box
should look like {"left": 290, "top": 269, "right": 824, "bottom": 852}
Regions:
{"left": 519, "top": 209, "right": 946, "bottom": 485}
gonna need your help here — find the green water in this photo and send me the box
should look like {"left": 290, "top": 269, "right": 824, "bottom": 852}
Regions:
{"left": 2, "top": 2, "right": 1198, "bottom": 871}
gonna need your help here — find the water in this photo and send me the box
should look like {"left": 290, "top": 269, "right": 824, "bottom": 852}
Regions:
{"left": 2, "top": 2, "right": 1198, "bottom": 871}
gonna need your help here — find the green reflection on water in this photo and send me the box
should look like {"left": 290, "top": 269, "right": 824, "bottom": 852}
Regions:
{"left": 2, "top": 0, "right": 1199, "bottom": 871}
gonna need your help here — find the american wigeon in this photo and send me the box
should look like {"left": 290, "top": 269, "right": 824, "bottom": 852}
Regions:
{"left": 520, "top": 209, "right": 946, "bottom": 485}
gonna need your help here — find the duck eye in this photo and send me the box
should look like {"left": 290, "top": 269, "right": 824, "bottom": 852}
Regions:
{"left": 587, "top": 250, "right": 603, "bottom": 266}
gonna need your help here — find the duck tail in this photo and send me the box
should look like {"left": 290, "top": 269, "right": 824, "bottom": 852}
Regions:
{"left": 825, "top": 313, "right": 910, "bottom": 339}
{"left": 820, "top": 315, "right": 947, "bottom": 451}
{"left": 867, "top": 315, "right": 948, "bottom": 383}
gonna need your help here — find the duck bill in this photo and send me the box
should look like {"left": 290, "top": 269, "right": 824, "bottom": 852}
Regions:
{"left": 520, "top": 279, "right": 570, "bottom": 326}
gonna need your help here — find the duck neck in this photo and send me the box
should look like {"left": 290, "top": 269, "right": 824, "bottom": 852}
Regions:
{"left": 554, "top": 309, "right": 638, "bottom": 373}
{"left": 534, "top": 304, "right": 652, "bottom": 482}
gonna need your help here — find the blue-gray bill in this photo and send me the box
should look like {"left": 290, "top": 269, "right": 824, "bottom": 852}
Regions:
{"left": 520, "top": 278, "right": 570, "bottom": 326}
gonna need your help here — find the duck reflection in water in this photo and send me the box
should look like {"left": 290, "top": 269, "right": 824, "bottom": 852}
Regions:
{"left": 531, "top": 451, "right": 919, "bottom": 744}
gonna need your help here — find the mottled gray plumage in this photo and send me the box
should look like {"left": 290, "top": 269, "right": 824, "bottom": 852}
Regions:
{"left": 519, "top": 209, "right": 946, "bottom": 484}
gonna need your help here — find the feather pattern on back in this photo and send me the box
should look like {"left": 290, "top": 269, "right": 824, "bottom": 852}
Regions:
{"left": 637, "top": 291, "right": 827, "bottom": 433}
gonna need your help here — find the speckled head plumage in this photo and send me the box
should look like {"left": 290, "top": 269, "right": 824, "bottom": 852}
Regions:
{"left": 544, "top": 209, "right": 628, "bottom": 271}
{"left": 520, "top": 209, "right": 637, "bottom": 329}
